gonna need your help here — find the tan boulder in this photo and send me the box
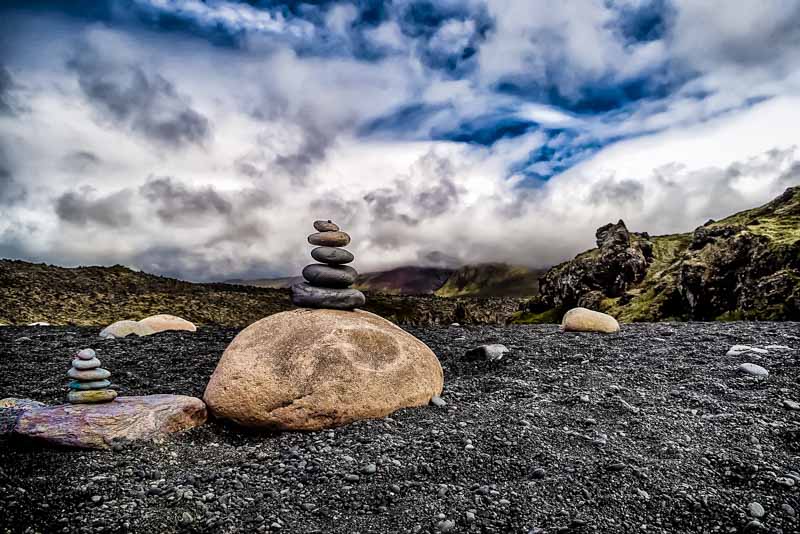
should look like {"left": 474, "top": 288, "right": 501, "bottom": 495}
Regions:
{"left": 99, "top": 320, "right": 155, "bottom": 339}
{"left": 561, "top": 307, "right": 620, "bottom": 333}
{"left": 139, "top": 314, "right": 197, "bottom": 333}
{"left": 203, "top": 309, "right": 443, "bottom": 430}
{"left": 13, "top": 395, "right": 207, "bottom": 449}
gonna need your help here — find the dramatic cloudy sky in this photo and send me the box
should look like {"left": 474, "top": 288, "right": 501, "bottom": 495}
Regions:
{"left": 1, "top": 1, "right": 799, "bottom": 280}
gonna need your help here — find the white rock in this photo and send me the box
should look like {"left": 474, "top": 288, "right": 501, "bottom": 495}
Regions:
{"left": 27, "top": 322, "right": 50, "bottom": 326}
{"left": 727, "top": 345, "right": 768, "bottom": 356}
{"left": 738, "top": 363, "right": 769, "bottom": 377}
{"left": 99, "top": 320, "right": 155, "bottom": 339}
{"left": 764, "top": 345, "right": 792, "bottom": 350}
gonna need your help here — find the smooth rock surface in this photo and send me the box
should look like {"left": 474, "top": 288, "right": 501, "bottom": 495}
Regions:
{"left": 738, "top": 363, "right": 769, "bottom": 377}
{"left": 308, "top": 231, "right": 350, "bottom": 247}
{"left": 311, "top": 246, "right": 354, "bottom": 265}
{"left": 14, "top": 395, "right": 207, "bottom": 449}
{"left": 291, "top": 283, "right": 365, "bottom": 310}
{"left": 727, "top": 345, "right": 769, "bottom": 357}
{"left": 99, "top": 320, "right": 156, "bottom": 339}
{"left": 313, "top": 220, "right": 339, "bottom": 232}
{"left": 76, "top": 348, "right": 96, "bottom": 360}
{"left": 561, "top": 307, "right": 620, "bottom": 333}
{"left": 139, "top": 314, "right": 197, "bottom": 333}
{"left": 71, "top": 357, "right": 101, "bottom": 370}
{"left": 0, "top": 398, "right": 46, "bottom": 410}
{"left": 67, "top": 367, "right": 111, "bottom": 381}
{"left": 68, "top": 379, "right": 111, "bottom": 390}
{"left": 203, "top": 309, "right": 443, "bottom": 430}
{"left": 464, "top": 344, "right": 509, "bottom": 361}
{"left": 302, "top": 263, "right": 358, "bottom": 288}
{"left": 67, "top": 389, "right": 118, "bottom": 404}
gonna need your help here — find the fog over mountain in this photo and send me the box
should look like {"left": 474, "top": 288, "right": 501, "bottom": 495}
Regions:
{"left": 1, "top": 0, "right": 799, "bottom": 281}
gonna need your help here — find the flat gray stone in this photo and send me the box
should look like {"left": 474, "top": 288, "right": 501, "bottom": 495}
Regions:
{"left": 69, "top": 379, "right": 112, "bottom": 390}
{"left": 302, "top": 263, "right": 358, "bottom": 288}
{"left": 738, "top": 363, "right": 768, "bottom": 377}
{"left": 311, "top": 246, "right": 354, "bottom": 265}
{"left": 291, "top": 282, "right": 365, "bottom": 310}
{"left": 72, "top": 357, "right": 101, "bottom": 370}
{"left": 67, "top": 367, "right": 111, "bottom": 381}
{"left": 313, "top": 220, "right": 339, "bottom": 232}
{"left": 308, "top": 231, "right": 350, "bottom": 247}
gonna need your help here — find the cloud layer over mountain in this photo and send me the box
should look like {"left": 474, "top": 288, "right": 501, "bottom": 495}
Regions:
{"left": 1, "top": 0, "right": 799, "bottom": 280}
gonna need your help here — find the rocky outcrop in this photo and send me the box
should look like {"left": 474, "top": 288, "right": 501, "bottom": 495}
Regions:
{"left": 519, "top": 186, "right": 800, "bottom": 322}
{"left": 203, "top": 309, "right": 443, "bottom": 430}
{"left": 538, "top": 220, "right": 653, "bottom": 310}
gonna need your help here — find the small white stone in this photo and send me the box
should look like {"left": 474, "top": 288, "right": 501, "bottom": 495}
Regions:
{"left": 76, "top": 348, "right": 96, "bottom": 360}
{"left": 738, "top": 363, "right": 768, "bottom": 377}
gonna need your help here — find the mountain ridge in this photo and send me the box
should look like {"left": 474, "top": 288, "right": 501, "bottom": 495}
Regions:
{"left": 515, "top": 186, "right": 800, "bottom": 322}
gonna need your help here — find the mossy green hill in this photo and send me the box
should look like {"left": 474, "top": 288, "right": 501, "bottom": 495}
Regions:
{"left": 515, "top": 186, "right": 800, "bottom": 323}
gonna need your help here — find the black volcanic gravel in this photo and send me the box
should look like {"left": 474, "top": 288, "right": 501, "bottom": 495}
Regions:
{"left": 1, "top": 322, "right": 799, "bottom": 533}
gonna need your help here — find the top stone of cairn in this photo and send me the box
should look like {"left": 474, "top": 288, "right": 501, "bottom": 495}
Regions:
{"left": 291, "top": 220, "right": 365, "bottom": 311}
{"left": 314, "top": 220, "right": 339, "bottom": 232}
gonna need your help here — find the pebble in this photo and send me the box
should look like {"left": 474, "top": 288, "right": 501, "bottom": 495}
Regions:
{"left": 361, "top": 463, "right": 376, "bottom": 475}
{"left": 67, "top": 389, "right": 118, "bottom": 403}
{"left": 180, "top": 512, "right": 194, "bottom": 524}
{"left": 67, "top": 367, "right": 111, "bottom": 381}
{"left": 290, "top": 283, "right": 365, "bottom": 311}
{"left": 344, "top": 474, "right": 360, "bottom": 482}
{"left": 727, "top": 345, "right": 769, "bottom": 356}
{"left": 76, "top": 348, "right": 97, "bottom": 360}
{"left": 464, "top": 344, "right": 509, "bottom": 362}
{"left": 308, "top": 231, "right": 350, "bottom": 247}
{"left": 68, "top": 379, "right": 112, "bottom": 390}
{"left": 748, "top": 502, "right": 765, "bottom": 518}
{"left": 531, "top": 468, "right": 546, "bottom": 479}
{"left": 775, "top": 477, "right": 795, "bottom": 487}
{"left": 430, "top": 396, "right": 447, "bottom": 407}
{"left": 301, "top": 264, "right": 358, "bottom": 288}
{"left": 782, "top": 503, "right": 795, "bottom": 516}
{"left": 310, "top": 246, "right": 354, "bottom": 265}
{"left": 737, "top": 363, "right": 768, "bottom": 377}
{"left": 437, "top": 519, "right": 455, "bottom": 532}
{"left": 71, "top": 357, "right": 101, "bottom": 370}
{"left": 782, "top": 399, "right": 800, "bottom": 410}
{"left": 313, "top": 220, "right": 339, "bottom": 232}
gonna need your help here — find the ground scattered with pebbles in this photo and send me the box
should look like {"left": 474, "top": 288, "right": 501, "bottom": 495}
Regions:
{"left": 1, "top": 322, "right": 799, "bottom": 533}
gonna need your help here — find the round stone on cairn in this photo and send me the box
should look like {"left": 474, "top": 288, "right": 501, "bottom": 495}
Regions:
{"left": 67, "top": 348, "right": 117, "bottom": 404}
{"left": 291, "top": 220, "right": 366, "bottom": 310}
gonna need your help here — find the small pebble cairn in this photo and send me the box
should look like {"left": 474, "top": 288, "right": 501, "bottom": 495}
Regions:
{"left": 66, "top": 348, "right": 118, "bottom": 404}
{"left": 291, "top": 220, "right": 366, "bottom": 310}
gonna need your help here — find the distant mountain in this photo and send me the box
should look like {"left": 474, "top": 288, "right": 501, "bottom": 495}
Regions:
{"left": 229, "top": 263, "right": 543, "bottom": 298}
{"left": 515, "top": 186, "right": 800, "bottom": 323}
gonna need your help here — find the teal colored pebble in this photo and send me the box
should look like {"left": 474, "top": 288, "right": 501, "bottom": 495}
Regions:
{"left": 69, "top": 379, "right": 111, "bottom": 390}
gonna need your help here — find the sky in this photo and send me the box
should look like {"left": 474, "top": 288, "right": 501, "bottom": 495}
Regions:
{"left": 1, "top": 0, "right": 799, "bottom": 281}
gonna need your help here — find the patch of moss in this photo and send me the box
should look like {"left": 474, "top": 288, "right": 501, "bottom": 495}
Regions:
{"left": 510, "top": 308, "right": 561, "bottom": 324}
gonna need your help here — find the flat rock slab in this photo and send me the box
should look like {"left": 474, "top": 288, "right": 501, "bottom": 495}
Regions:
{"left": 13, "top": 395, "right": 207, "bottom": 449}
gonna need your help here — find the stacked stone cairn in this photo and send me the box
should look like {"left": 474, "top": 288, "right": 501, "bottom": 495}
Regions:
{"left": 291, "top": 220, "right": 366, "bottom": 310}
{"left": 67, "top": 348, "right": 118, "bottom": 404}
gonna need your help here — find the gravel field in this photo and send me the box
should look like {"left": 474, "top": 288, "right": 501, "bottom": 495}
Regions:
{"left": 1, "top": 322, "right": 799, "bottom": 533}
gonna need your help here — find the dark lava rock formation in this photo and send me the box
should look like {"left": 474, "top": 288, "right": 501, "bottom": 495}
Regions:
{"left": 1, "top": 323, "right": 799, "bottom": 533}
{"left": 519, "top": 186, "right": 800, "bottom": 322}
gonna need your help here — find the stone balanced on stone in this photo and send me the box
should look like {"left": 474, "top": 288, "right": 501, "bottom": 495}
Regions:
{"left": 66, "top": 348, "right": 118, "bottom": 404}
{"left": 291, "top": 220, "right": 366, "bottom": 310}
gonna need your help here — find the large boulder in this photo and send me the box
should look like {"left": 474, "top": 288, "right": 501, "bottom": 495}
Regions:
{"left": 203, "top": 309, "right": 443, "bottom": 430}
{"left": 139, "top": 314, "right": 197, "bottom": 333}
{"left": 561, "top": 307, "right": 620, "bottom": 333}
{"left": 13, "top": 395, "right": 206, "bottom": 449}
{"left": 99, "top": 320, "right": 156, "bottom": 339}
